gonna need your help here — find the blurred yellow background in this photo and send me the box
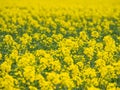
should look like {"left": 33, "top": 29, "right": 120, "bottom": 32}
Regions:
{"left": 0, "top": 0, "right": 120, "bottom": 8}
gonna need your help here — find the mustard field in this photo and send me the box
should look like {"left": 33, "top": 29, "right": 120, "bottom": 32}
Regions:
{"left": 0, "top": 0, "right": 120, "bottom": 90}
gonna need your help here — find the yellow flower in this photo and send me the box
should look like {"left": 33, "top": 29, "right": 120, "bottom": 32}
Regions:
{"left": 0, "top": 53, "right": 2, "bottom": 60}
{"left": 36, "top": 74, "right": 45, "bottom": 84}
{"left": 60, "top": 72, "right": 75, "bottom": 89}
{"left": 68, "top": 64, "right": 80, "bottom": 80}
{"left": 17, "top": 17, "right": 25, "bottom": 26}
{"left": 79, "top": 31, "right": 88, "bottom": 41}
{"left": 83, "top": 47, "right": 94, "bottom": 60}
{"left": 91, "top": 78, "right": 99, "bottom": 86}
{"left": 60, "top": 28, "right": 67, "bottom": 34}
{"left": 95, "top": 59, "right": 106, "bottom": 67}
{"left": 99, "top": 66, "right": 108, "bottom": 77}
{"left": 50, "top": 60, "right": 61, "bottom": 71}
{"left": 0, "top": 74, "right": 15, "bottom": 90}
{"left": 83, "top": 68, "right": 96, "bottom": 78}
{"left": 35, "top": 49, "right": 46, "bottom": 56}
{"left": 91, "top": 31, "right": 99, "bottom": 38}
{"left": 95, "top": 43, "right": 103, "bottom": 51}
{"left": 103, "top": 35, "right": 116, "bottom": 52}
{"left": 0, "top": 61, "right": 12, "bottom": 73}
{"left": 29, "top": 86, "right": 37, "bottom": 90}
{"left": 23, "top": 66, "right": 35, "bottom": 82}
{"left": 61, "top": 47, "right": 70, "bottom": 56}
{"left": 20, "top": 33, "right": 32, "bottom": 45}
{"left": 88, "top": 39, "right": 96, "bottom": 47}
{"left": 40, "top": 81, "right": 54, "bottom": 90}
{"left": 46, "top": 72, "right": 60, "bottom": 85}
{"left": 18, "top": 53, "right": 35, "bottom": 67}
{"left": 77, "top": 62, "right": 84, "bottom": 69}
{"left": 9, "top": 49, "right": 19, "bottom": 60}
{"left": 64, "top": 56, "right": 73, "bottom": 65}
{"left": 33, "top": 33, "right": 40, "bottom": 40}
{"left": 87, "top": 85, "right": 100, "bottom": 90}
{"left": 107, "top": 83, "right": 117, "bottom": 90}
{"left": 52, "top": 34, "right": 63, "bottom": 42}
{"left": 3, "top": 35, "right": 14, "bottom": 45}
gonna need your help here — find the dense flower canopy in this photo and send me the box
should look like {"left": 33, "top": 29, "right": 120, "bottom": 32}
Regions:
{"left": 0, "top": 0, "right": 120, "bottom": 90}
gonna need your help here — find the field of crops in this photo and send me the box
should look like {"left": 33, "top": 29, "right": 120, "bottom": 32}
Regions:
{"left": 0, "top": 0, "right": 120, "bottom": 90}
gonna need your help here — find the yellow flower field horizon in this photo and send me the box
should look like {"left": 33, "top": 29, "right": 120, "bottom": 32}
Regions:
{"left": 0, "top": 0, "right": 120, "bottom": 90}
{"left": 0, "top": 0, "right": 120, "bottom": 8}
